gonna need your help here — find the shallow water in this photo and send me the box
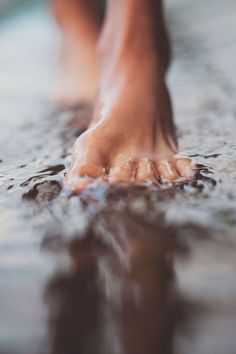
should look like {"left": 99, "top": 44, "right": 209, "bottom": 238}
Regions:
{"left": 0, "top": 1, "right": 236, "bottom": 354}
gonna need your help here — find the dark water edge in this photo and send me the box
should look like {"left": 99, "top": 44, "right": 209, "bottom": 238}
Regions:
{"left": 1, "top": 1, "right": 236, "bottom": 354}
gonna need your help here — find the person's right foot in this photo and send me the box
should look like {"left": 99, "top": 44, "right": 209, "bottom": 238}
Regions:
{"left": 62, "top": 0, "right": 195, "bottom": 191}
{"left": 65, "top": 50, "right": 195, "bottom": 191}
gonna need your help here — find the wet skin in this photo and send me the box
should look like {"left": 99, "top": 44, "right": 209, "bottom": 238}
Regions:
{"left": 52, "top": 0, "right": 195, "bottom": 191}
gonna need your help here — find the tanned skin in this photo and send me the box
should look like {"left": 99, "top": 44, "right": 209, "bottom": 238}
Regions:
{"left": 52, "top": 0, "right": 195, "bottom": 191}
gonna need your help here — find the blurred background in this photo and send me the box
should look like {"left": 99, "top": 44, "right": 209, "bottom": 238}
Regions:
{"left": 0, "top": 1, "right": 236, "bottom": 354}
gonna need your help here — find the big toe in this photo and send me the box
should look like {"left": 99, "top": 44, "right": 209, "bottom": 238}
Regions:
{"left": 65, "top": 155, "right": 106, "bottom": 192}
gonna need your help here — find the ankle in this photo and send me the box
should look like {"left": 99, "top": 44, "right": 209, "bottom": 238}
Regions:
{"left": 99, "top": 1, "right": 170, "bottom": 75}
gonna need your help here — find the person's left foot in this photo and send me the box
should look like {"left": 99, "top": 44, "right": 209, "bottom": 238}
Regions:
{"left": 51, "top": 0, "right": 103, "bottom": 106}
{"left": 53, "top": 34, "right": 99, "bottom": 106}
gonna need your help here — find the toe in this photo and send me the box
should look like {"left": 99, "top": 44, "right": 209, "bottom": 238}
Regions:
{"left": 109, "top": 160, "right": 136, "bottom": 183}
{"left": 65, "top": 163, "right": 106, "bottom": 192}
{"left": 65, "top": 131, "right": 108, "bottom": 191}
{"left": 156, "top": 161, "right": 179, "bottom": 182}
{"left": 136, "top": 159, "right": 158, "bottom": 183}
{"left": 173, "top": 156, "right": 195, "bottom": 178}
{"left": 66, "top": 133, "right": 107, "bottom": 191}
{"left": 65, "top": 176, "right": 95, "bottom": 193}
{"left": 76, "top": 163, "right": 106, "bottom": 178}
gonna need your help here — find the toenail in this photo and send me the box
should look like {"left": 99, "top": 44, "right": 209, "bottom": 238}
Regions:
{"left": 175, "top": 158, "right": 185, "bottom": 170}
{"left": 159, "top": 161, "right": 178, "bottom": 179}
{"left": 162, "top": 161, "right": 173, "bottom": 172}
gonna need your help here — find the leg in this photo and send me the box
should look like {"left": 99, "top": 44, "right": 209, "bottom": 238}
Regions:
{"left": 66, "top": 0, "right": 194, "bottom": 190}
{"left": 52, "top": 0, "right": 104, "bottom": 105}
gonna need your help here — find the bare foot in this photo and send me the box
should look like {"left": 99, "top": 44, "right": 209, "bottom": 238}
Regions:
{"left": 51, "top": 0, "right": 103, "bottom": 106}
{"left": 66, "top": 56, "right": 194, "bottom": 191}
{"left": 65, "top": 0, "right": 195, "bottom": 190}
{"left": 53, "top": 37, "right": 99, "bottom": 106}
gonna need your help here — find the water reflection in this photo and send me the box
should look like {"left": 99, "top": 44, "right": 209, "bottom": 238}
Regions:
{"left": 43, "top": 200, "right": 180, "bottom": 354}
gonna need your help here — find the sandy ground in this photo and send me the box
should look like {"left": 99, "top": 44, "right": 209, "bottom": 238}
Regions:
{"left": 0, "top": 1, "right": 236, "bottom": 354}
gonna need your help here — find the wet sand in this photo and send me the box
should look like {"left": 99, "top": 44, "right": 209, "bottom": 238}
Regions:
{"left": 0, "top": 1, "right": 236, "bottom": 353}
